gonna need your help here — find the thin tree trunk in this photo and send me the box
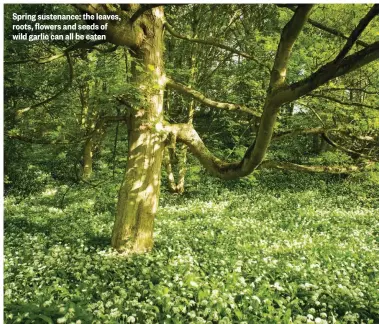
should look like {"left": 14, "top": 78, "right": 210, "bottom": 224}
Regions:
{"left": 79, "top": 81, "right": 94, "bottom": 180}
{"left": 111, "top": 8, "right": 165, "bottom": 253}
{"left": 82, "top": 138, "right": 93, "bottom": 179}
{"left": 165, "top": 100, "right": 194, "bottom": 194}
{"left": 175, "top": 99, "right": 194, "bottom": 194}
{"left": 164, "top": 26, "right": 197, "bottom": 194}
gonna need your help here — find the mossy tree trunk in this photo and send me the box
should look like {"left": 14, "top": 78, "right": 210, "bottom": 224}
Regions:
{"left": 82, "top": 138, "right": 93, "bottom": 180}
{"left": 110, "top": 7, "right": 166, "bottom": 253}
{"left": 78, "top": 81, "right": 94, "bottom": 180}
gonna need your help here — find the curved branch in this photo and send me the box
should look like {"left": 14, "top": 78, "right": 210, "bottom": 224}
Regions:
{"left": 15, "top": 53, "right": 74, "bottom": 117}
{"left": 164, "top": 20, "right": 269, "bottom": 70}
{"left": 260, "top": 160, "right": 374, "bottom": 174}
{"left": 164, "top": 121, "right": 376, "bottom": 180}
{"left": 273, "top": 125, "right": 379, "bottom": 161}
{"left": 163, "top": 116, "right": 282, "bottom": 180}
{"left": 130, "top": 4, "right": 163, "bottom": 23}
{"left": 164, "top": 123, "right": 247, "bottom": 180}
{"left": 272, "top": 127, "right": 334, "bottom": 140}
{"left": 269, "top": 4, "right": 313, "bottom": 88}
{"left": 166, "top": 8, "right": 315, "bottom": 179}
{"left": 278, "top": 40, "right": 379, "bottom": 103}
{"left": 308, "top": 93, "right": 377, "bottom": 110}
{"left": 166, "top": 78, "right": 261, "bottom": 117}
{"left": 4, "top": 40, "right": 106, "bottom": 65}
{"left": 277, "top": 5, "right": 369, "bottom": 48}
{"left": 322, "top": 132, "right": 379, "bottom": 162}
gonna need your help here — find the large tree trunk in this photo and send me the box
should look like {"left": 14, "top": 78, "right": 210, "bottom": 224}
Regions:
{"left": 111, "top": 8, "right": 165, "bottom": 253}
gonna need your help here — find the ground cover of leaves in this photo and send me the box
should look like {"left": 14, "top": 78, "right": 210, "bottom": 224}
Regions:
{"left": 4, "top": 172, "right": 379, "bottom": 323}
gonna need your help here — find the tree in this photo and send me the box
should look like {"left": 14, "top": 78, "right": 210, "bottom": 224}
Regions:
{"left": 5, "top": 4, "right": 379, "bottom": 253}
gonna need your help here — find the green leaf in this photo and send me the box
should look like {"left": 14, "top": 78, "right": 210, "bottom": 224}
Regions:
{"left": 235, "top": 308, "right": 243, "bottom": 320}
{"left": 38, "top": 315, "right": 54, "bottom": 324}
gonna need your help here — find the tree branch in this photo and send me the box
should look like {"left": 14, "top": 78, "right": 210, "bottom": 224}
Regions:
{"left": 130, "top": 4, "right": 163, "bottom": 23}
{"left": 6, "top": 133, "right": 73, "bottom": 145}
{"left": 15, "top": 53, "right": 74, "bottom": 117}
{"left": 272, "top": 126, "right": 378, "bottom": 161}
{"left": 278, "top": 40, "right": 379, "bottom": 102}
{"left": 277, "top": 4, "right": 370, "bottom": 48}
{"left": 164, "top": 122, "right": 374, "bottom": 178}
{"left": 334, "top": 4, "right": 379, "bottom": 63}
{"left": 164, "top": 20, "right": 270, "bottom": 70}
{"left": 166, "top": 78, "right": 261, "bottom": 117}
{"left": 319, "top": 87, "right": 378, "bottom": 95}
{"left": 4, "top": 40, "right": 106, "bottom": 65}
{"left": 73, "top": 4, "right": 140, "bottom": 47}
{"left": 275, "top": 5, "right": 379, "bottom": 102}
{"left": 7, "top": 115, "right": 128, "bottom": 145}
{"left": 308, "top": 93, "right": 377, "bottom": 110}
{"left": 322, "top": 132, "right": 378, "bottom": 161}
{"left": 243, "top": 6, "right": 313, "bottom": 172}
{"left": 164, "top": 123, "right": 246, "bottom": 179}
{"left": 339, "top": 131, "right": 376, "bottom": 143}
{"left": 272, "top": 127, "right": 334, "bottom": 140}
{"left": 269, "top": 5, "right": 313, "bottom": 88}
{"left": 260, "top": 160, "right": 374, "bottom": 174}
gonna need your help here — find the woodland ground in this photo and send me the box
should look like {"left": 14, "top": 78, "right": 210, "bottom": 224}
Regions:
{"left": 4, "top": 171, "right": 379, "bottom": 324}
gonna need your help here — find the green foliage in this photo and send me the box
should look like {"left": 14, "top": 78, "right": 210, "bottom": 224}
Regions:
{"left": 3, "top": 4, "right": 379, "bottom": 323}
{"left": 4, "top": 171, "right": 379, "bottom": 323}
{"left": 309, "top": 151, "right": 353, "bottom": 166}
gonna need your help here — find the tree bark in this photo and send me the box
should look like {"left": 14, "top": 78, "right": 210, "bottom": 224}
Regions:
{"left": 165, "top": 40, "right": 197, "bottom": 194}
{"left": 82, "top": 138, "right": 93, "bottom": 180}
{"left": 111, "top": 7, "right": 166, "bottom": 253}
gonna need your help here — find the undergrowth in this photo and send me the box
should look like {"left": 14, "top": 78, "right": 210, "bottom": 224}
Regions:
{"left": 4, "top": 171, "right": 379, "bottom": 323}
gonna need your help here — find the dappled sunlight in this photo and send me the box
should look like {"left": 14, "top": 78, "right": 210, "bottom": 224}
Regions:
{"left": 4, "top": 2, "right": 379, "bottom": 322}
{"left": 41, "top": 188, "right": 57, "bottom": 197}
{"left": 153, "top": 7, "right": 164, "bottom": 19}
{"left": 144, "top": 183, "right": 154, "bottom": 197}
{"left": 157, "top": 72, "right": 166, "bottom": 86}
{"left": 4, "top": 171, "right": 379, "bottom": 322}
{"left": 154, "top": 122, "right": 164, "bottom": 133}
{"left": 131, "top": 179, "right": 143, "bottom": 191}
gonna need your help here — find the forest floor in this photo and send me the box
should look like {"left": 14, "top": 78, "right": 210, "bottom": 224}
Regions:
{"left": 4, "top": 171, "right": 379, "bottom": 324}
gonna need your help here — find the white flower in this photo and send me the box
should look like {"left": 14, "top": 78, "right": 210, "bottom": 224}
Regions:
{"left": 189, "top": 281, "right": 198, "bottom": 288}
{"left": 272, "top": 282, "right": 284, "bottom": 291}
